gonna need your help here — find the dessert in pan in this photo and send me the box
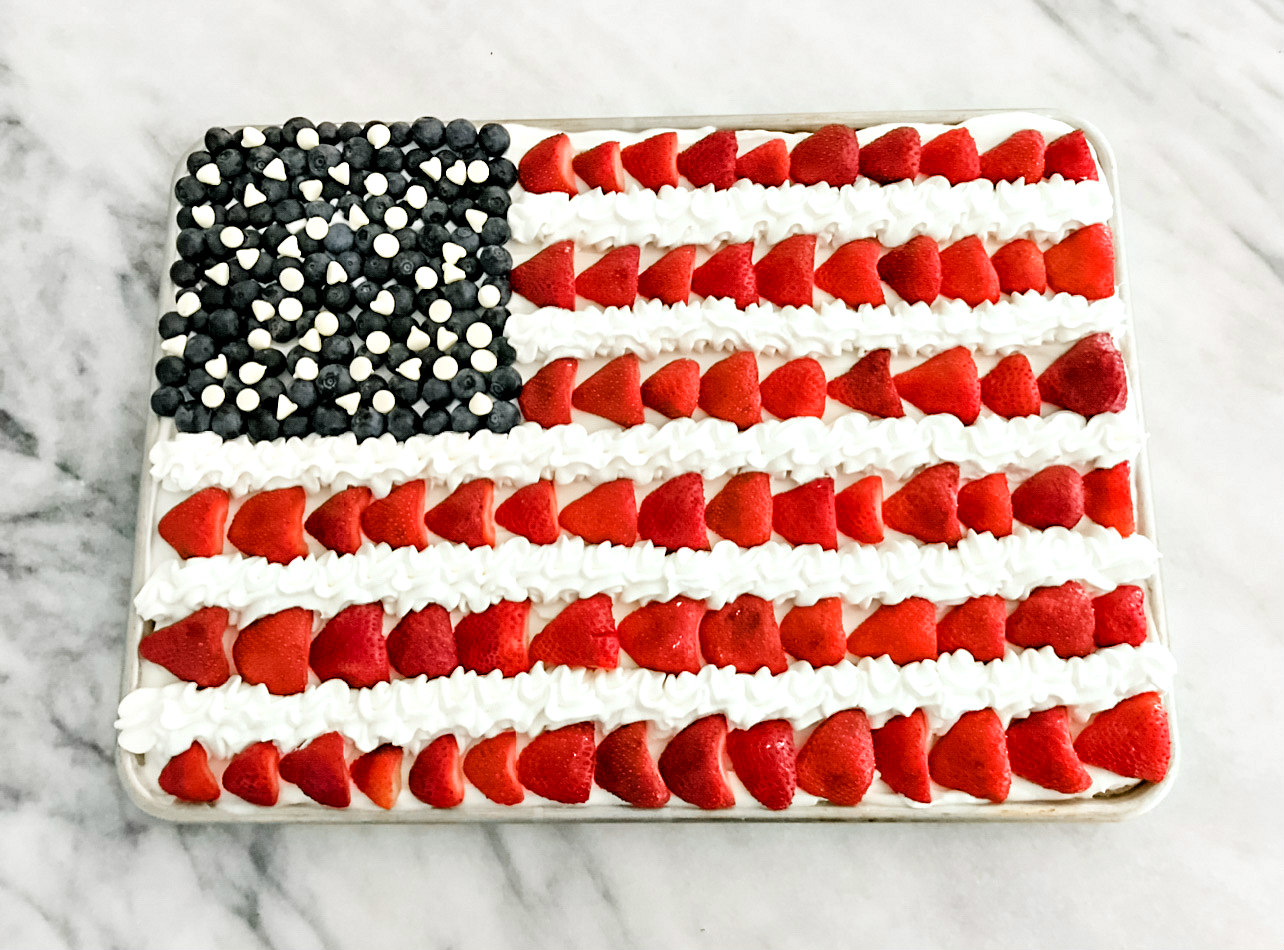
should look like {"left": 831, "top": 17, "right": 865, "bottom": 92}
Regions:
{"left": 117, "top": 112, "right": 1175, "bottom": 818}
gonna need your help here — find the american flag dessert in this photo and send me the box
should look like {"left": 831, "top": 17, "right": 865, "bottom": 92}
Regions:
{"left": 117, "top": 113, "right": 1175, "bottom": 816}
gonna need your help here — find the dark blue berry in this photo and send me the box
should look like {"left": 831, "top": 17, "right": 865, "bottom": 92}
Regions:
{"left": 422, "top": 408, "right": 450, "bottom": 435}
{"left": 315, "top": 363, "right": 355, "bottom": 398}
{"left": 443, "top": 280, "right": 478, "bottom": 311}
{"left": 375, "top": 147, "right": 404, "bottom": 172}
{"left": 356, "top": 310, "right": 388, "bottom": 336}
{"left": 421, "top": 378, "right": 452, "bottom": 409}
{"left": 287, "top": 378, "right": 319, "bottom": 411}
{"left": 387, "top": 406, "right": 419, "bottom": 440}
{"left": 476, "top": 186, "right": 511, "bottom": 216}
{"left": 274, "top": 199, "right": 305, "bottom": 224}
{"left": 357, "top": 377, "right": 385, "bottom": 403}
{"left": 170, "top": 261, "right": 199, "bottom": 287}
{"left": 421, "top": 200, "right": 449, "bottom": 226}
{"left": 352, "top": 407, "right": 386, "bottom": 441}
{"left": 278, "top": 146, "right": 307, "bottom": 178}
{"left": 159, "top": 312, "right": 187, "bottom": 338}
{"left": 186, "top": 367, "right": 215, "bottom": 395}
{"left": 338, "top": 121, "right": 363, "bottom": 140}
{"left": 317, "top": 121, "right": 339, "bottom": 144}
{"left": 174, "top": 401, "right": 211, "bottom": 433}
{"left": 151, "top": 386, "right": 184, "bottom": 416}
{"left": 320, "top": 335, "right": 355, "bottom": 365}
{"left": 477, "top": 123, "right": 510, "bottom": 156}
{"left": 388, "top": 374, "right": 420, "bottom": 404}
{"left": 256, "top": 377, "right": 286, "bottom": 402}
{"left": 227, "top": 280, "right": 259, "bottom": 310}
{"left": 176, "top": 228, "right": 207, "bottom": 260}
{"left": 450, "top": 403, "right": 483, "bottom": 433}
{"left": 480, "top": 217, "right": 511, "bottom": 246}
{"left": 184, "top": 334, "right": 217, "bottom": 366}
{"left": 444, "top": 119, "right": 477, "bottom": 150}
{"left": 324, "top": 223, "right": 354, "bottom": 253}
{"left": 174, "top": 177, "right": 205, "bottom": 205}
{"left": 210, "top": 405, "right": 245, "bottom": 439}
{"left": 345, "top": 138, "right": 374, "bottom": 170}
{"left": 486, "top": 399, "right": 521, "bottom": 433}
{"left": 183, "top": 147, "right": 211, "bottom": 171}
{"left": 489, "top": 158, "right": 518, "bottom": 189}
{"left": 312, "top": 404, "right": 349, "bottom": 436}
{"left": 246, "top": 145, "right": 278, "bottom": 175}
{"left": 221, "top": 339, "right": 253, "bottom": 367}
{"left": 388, "top": 121, "right": 411, "bottom": 147}
{"left": 489, "top": 365, "right": 523, "bottom": 400}
{"left": 478, "top": 245, "right": 512, "bottom": 277}
{"left": 208, "top": 309, "right": 242, "bottom": 341}
{"left": 281, "top": 414, "right": 311, "bottom": 438}
{"left": 204, "top": 127, "right": 234, "bottom": 153}
{"left": 411, "top": 117, "right": 445, "bottom": 149}
{"left": 450, "top": 368, "right": 485, "bottom": 401}
{"left": 324, "top": 284, "right": 352, "bottom": 311}
{"left": 363, "top": 256, "right": 392, "bottom": 282}
{"left": 247, "top": 411, "right": 282, "bottom": 442}
{"left": 259, "top": 348, "right": 286, "bottom": 375}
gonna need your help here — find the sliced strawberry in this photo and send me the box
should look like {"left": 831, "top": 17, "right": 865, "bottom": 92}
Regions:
{"left": 957, "top": 472, "right": 1013, "bottom": 538}
{"left": 928, "top": 709, "right": 1011, "bottom": 802}
{"left": 981, "top": 353, "right": 1042, "bottom": 418}
{"left": 836, "top": 475, "right": 885, "bottom": 543}
{"left": 939, "top": 236, "right": 1000, "bottom": 305}
{"left": 727, "top": 720, "right": 796, "bottom": 810}
{"left": 779, "top": 597, "right": 847, "bottom": 666}
{"left": 158, "top": 487, "right": 229, "bottom": 559}
{"left": 641, "top": 358, "right": 700, "bottom": 419}
{"left": 222, "top": 741, "right": 280, "bottom": 806}
{"left": 518, "top": 133, "right": 577, "bottom": 195}
{"left": 517, "top": 722, "right": 596, "bottom": 804}
{"left": 827, "top": 349, "right": 903, "bottom": 418}
{"left": 228, "top": 486, "right": 308, "bottom": 564}
{"left": 233, "top": 606, "right": 312, "bottom": 694}
{"left": 494, "top": 481, "right": 559, "bottom": 544}
{"left": 815, "top": 238, "right": 885, "bottom": 307}
{"left": 735, "top": 138, "right": 789, "bottom": 186}
{"left": 698, "top": 351, "right": 760, "bottom": 429}
{"left": 878, "top": 235, "right": 941, "bottom": 304}
{"left": 691, "top": 243, "right": 757, "bottom": 309}
{"left": 638, "top": 472, "right": 708, "bottom": 551}
{"left": 754, "top": 234, "right": 815, "bottom": 308}
{"left": 1038, "top": 332, "right": 1127, "bottom": 415}
{"left": 594, "top": 722, "right": 670, "bottom": 808}
{"left": 990, "top": 239, "right": 1047, "bottom": 295}
{"left": 360, "top": 480, "right": 428, "bottom": 550}
{"left": 1006, "top": 707, "right": 1092, "bottom": 793}
{"left": 980, "top": 129, "right": 1046, "bottom": 183}
{"left": 510, "top": 240, "right": 576, "bottom": 309}
{"left": 773, "top": 477, "right": 837, "bottom": 550}
{"left": 1093, "top": 585, "right": 1147, "bottom": 647}
{"left": 305, "top": 486, "right": 373, "bottom": 555}
{"left": 637, "top": 245, "right": 697, "bottom": 304}
{"left": 621, "top": 132, "right": 679, "bottom": 190}
{"left": 279, "top": 732, "right": 350, "bottom": 808}
{"left": 1044, "top": 129, "right": 1098, "bottom": 182}
{"left": 139, "top": 606, "right": 230, "bottom": 687}
{"left": 386, "top": 604, "right": 456, "bottom": 678}
{"left": 873, "top": 709, "right": 931, "bottom": 803}
{"left": 704, "top": 472, "right": 772, "bottom": 547}
{"left": 463, "top": 732, "right": 524, "bottom": 805}
{"left": 571, "top": 140, "right": 624, "bottom": 193}
{"left": 1006, "top": 581, "right": 1095, "bottom": 658}
{"left": 309, "top": 602, "right": 390, "bottom": 688}
{"left": 408, "top": 735, "right": 464, "bottom": 808}
{"left": 454, "top": 600, "right": 530, "bottom": 676}
{"left": 572, "top": 353, "right": 645, "bottom": 427}
{"left": 658, "top": 715, "right": 734, "bottom": 810}
{"left": 882, "top": 462, "right": 963, "bottom": 544}
{"left": 519, "top": 358, "right": 577, "bottom": 427}
{"left": 699, "top": 594, "right": 787, "bottom": 674}
{"left": 790, "top": 124, "right": 859, "bottom": 186}
{"left": 859, "top": 126, "right": 921, "bottom": 183}
{"left": 425, "top": 479, "right": 495, "bottom": 548}
{"left": 1083, "top": 461, "right": 1135, "bottom": 535}
{"left": 847, "top": 597, "right": 937, "bottom": 664}
{"left": 935, "top": 595, "right": 1007, "bottom": 661}
{"left": 677, "top": 129, "right": 737, "bottom": 189}
{"left": 558, "top": 479, "right": 637, "bottom": 546}
{"left": 575, "top": 245, "right": 640, "bottom": 308}
{"left": 759, "top": 357, "right": 826, "bottom": 422}
{"left": 1074, "top": 691, "right": 1171, "bottom": 782}
{"left": 616, "top": 598, "right": 704, "bottom": 674}
{"left": 528, "top": 594, "right": 620, "bottom": 670}
{"left": 1044, "top": 225, "right": 1115, "bottom": 300}
{"left": 920, "top": 127, "right": 980, "bottom": 184}
{"left": 351, "top": 744, "right": 402, "bottom": 810}
{"left": 894, "top": 346, "right": 980, "bottom": 424}
{"left": 796, "top": 709, "right": 875, "bottom": 805}
{"left": 1011, "top": 465, "right": 1084, "bottom": 530}
{"left": 158, "top": 742, "right": 220, "bottom": 803}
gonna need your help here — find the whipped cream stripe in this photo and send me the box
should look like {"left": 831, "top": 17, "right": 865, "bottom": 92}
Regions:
{"left": 505, "top": 292, "right": 1128, "bottom": 362}
{"left": 135, "top": 528, "right": 1157, "bottom": 625}
{"left": 116, "top": 642, "right": 1175, "bottom": 758}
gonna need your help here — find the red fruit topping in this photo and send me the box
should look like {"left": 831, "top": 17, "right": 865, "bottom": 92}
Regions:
{"left": 159, "top": 743, "right": 220, "bottom": 803}
{"left": 494, "top": 481, "right": 560, "bottom": 544}
{"left": 222, "top": 741, "right": 280, "bottom": 806}
{"left": 575, "top": 245, "right": 640, "bottom": 308}
{"left": 1044, "top": 129, "right": 1098, "bottom": 182}
{"left": 594, "top": 722, "right": 671, "bottom": 808}
{"left": 140, "top": 606, "right": 230, "bottom": 687}
{"left": 859, "top": 126, "right": 922, "bottom": 183}
{"left": 616, "top": 598, "right": 705, "bottom": 674}
{"left": 779, "top": 597, "right": 848, "bottom": 667}
{"left": 797, "top": 709, "right": 875, "bottom": 805}
{"left": 878, "top": 234, "right": 941, "bottom": 304}
{"left": 939, "top": 236, "right": 1000, "bottom": 305}
{"left": 1093, "top": 585, "right": 1147, "bottom": 647}
{"left": 309, "top": 602, "right": 390, "bottom": 688}
{"left": 894, "top": 346, "right": 980, "bottom": 424}
{"left": 1074, "top": 691, "right": 1171, "bottom": 783}
{"left": 827, "top": 349, "right": 904, "bottom": 418}
{"left": 454, "top": 600, "right": 530, "bottom": 677}
{"left": 279, "top": 732, "right": 350, "bottom": 808}
{"left": 814, "top": 238, "right": 885, "bottom": 307}
{"left": 936, "top": 595, "right": 1007, "bottom": 661}
{"left": 981, "top": 353, "right": 1042, "bottom": 419}
{"left": 1011, "top": 465, "right": 1084, "bottom": 529}
{"left": 621, "top": 132, "right": 679, "bottom": 190}
{"left": 361, "top": 480, "right": 428, "bottom": 550}
{"left": 1006, "top": 707, "right": 1092, "bottom": 793}
{"left": 408, "top": 735, "right": 464, "bottom": 808}
{"left": 754, "top": 234, "right": 816, "bottom": 308}
{"left": 386, "top": 604, "right": 457, "bottom": 678}
{"left": 920, "top": 127, "right": 981, "bottom": 184}
{"left": 351, "top": 744, "right": 402, "bottom": 810}
{"left": 836, "top": 475, "right": 885, "bottom": 544}
{"left": 463, "top": 732, "right": 524, "bottom": 805}
{"left": 558, "top": 479, "right": 638, "bottom": 546}
{"left": 233, "top": 606, "right": 312, "bottom": 695}
{"left": 882, "top": 462, "right": 963, "bottom": 544}
{"left": 519, "top": 358, "right": 577, "bottom": 427}
{"left": 158, "top": 487, "right": 229, "bottom": 559}
{"left": 790, "top": 124, "right": 860, "bottom": 186}
{"left": 1038, "top": 332, "right": 1127, "bottom": 415}
{"left": 928, "top": 709, "right": 1011, "bottom": 802}
{"left": 848, "top": 597, "right": 938, "bottom": 664}
{"left": 691, "top": 242, "right": 757, "bottom": 309}
{"left": 638, "top": 472, "right": 709, "bottom": 551}
{"left": 641, "top": 358, "right": 700, "bottom": 419}
{"left": 698, "top": 351, "right": 761, "bottom": 429}
{"left": 658, "top": 715, "right": 735, "bottom": 810}
{"left": 637, "top": 245, "right": 697, "bottom": 304}
{"left": 699, "top": 594, "right": 787, "bottom": 674}
{"left": 517, "top": 722, "right": 596, "bottom": 804}
{"left": 735, "top": 138, "right": 790, "bottom": 186}
{"left": 727, "top": 720, "right": 797, "bottom": 810}
{"left": 572, "top": 140, "right": 625, "bottom": 193}
{"left": 528, "top": 594, "right": 620, "bottom": 670}
{"left": 305, "top": 486, "right": 373, "bottom": 555}
{"left": 761, "top": 357, "right": 826, "bottom": 419}
{"left": 1006, "top": 581, "right": 1095, "bottom": 658}
{"left": 572, "top": 353, "right": 645, "bottom": 427}
{"left": 980, "top": 129, "right": 1046, "bottom": 183}
{"left": 1044, "top": 225, "right": 1115, "bottom": 300}
{"left": 518, "top": 133, "right": 577, "bottom": 195}
{"left": 425, "top": 479, "right": 495, "bottom": 548}
{"left": 957, "top": 472, "right": 1013, "bottom": 538}
{"left": 1083, "top": 461, "right": 1135, "bottom": 535}
{"left": 510, "top": 240, "right": 576, "bottom": 309}
{"left": 990, "top": 239, "right": 1048, "bottom": 295}
{"left": 772, "top": 477, "right": 838, "bottom": 550}
{"left": 704, "top": 472, "right": 773, "bottom": 547}
{"left": 228, "top": 486, "right": 308, "bottom": 564}
{"left": 873, "top": 710, "right": 931, "bottom": 803}
{"left": 677, "top": 129, "right": 738, "bottom": 189}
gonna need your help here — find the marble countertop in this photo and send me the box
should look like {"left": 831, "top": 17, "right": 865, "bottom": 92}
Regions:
{"left": 2, "top": 1, "right": 1281, "bottom": 947}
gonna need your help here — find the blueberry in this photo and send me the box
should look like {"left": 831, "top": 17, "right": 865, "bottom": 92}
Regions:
{"left": 282, "top": 116, "right": 314, "bottom": 140}
{"left": 281, "top": 414, "right": 311, "bottom": 438}
{"left": 316, "top": 363, "right": 355, "bottom": 398}
{"left": 169, "top": 261, "right": 199, "bottom": 287}
{"left": 383, "top": 343, "right": 412, "bottom": 369}
{"left": 207, "top": 181, "right": 233, "bottom": 204}
{"left": 186, "top": 367, "right": 215, "bottom": 395}
{"left": 208, "top": 308, "right": 241, "bottom": 341}
{"left": 174, "top": 401, "right": 211, "bottom": 433}
{"left": 449, "top": 227, "right": 481, "bottom": 256}
{"left": 221, "top": 339, "right": 253, "bottom": 367}
{"left": 388, "top": 315, "right": 416, "bottom": 343}
{"left": 187, "top": 149, "right": 215, "bottom": 175}
{"left": 486, "top": 277, "right": 512, "bottom": 306}
{"left": 451, "top": 342, "right": 476, "bottom": 367}
{"left": 344, "top": 137, "right": 374, "bottom": 170}
{"left": 227, "top": 280, "right": 259, "bottom": 310}
{"left": 247, "top": 411, "right": 282, "bottom": 442}
{"left": 493, "top": 338, "right": 516, "bottom": 366}
{"left": 338, "top": 251, "right": 364, "bottom": 281}
{"left": 198, "top": 285, "right": 226, "bottom": 310}
{"left": 247, "top": 203, "right": 274, "bottom": 227}
{"left": 448, "top": 198, "right": 474, "bottom": 227}
{"left": 477, "top": 123, "right": 510, "bottom": 156}
{"left": 375, "top": 146, "right": 404, "bottom": 172}
{"left": 356, "top": 310, "right": 388, "bottom": 337}
{"left": 267, "top": 316, "right": 295, "bottom": 343}
{"left": 420, "top": 199, "right": 449, "bottom": 227}
{"left": 262, "top": 222, "right": 290, "bottom": 248}
{"left": 262, "top": 126, "right": 285, "bottom": 148}
{"left": 305, "top": 143, "right": 341, "bottom": 178}
{"left": 259, "top": 348, "right": 286, "bottom": 375}
{"left": 489, "top": 365, "right": 523, "bottom": 400}
{"left": 246, "top": 145, "right": 278, "bottom": 175}
{"left": 486, "top": 400, "right": 521, "bottom": 433}
{"left": 444, "top": 119, "right": 477, "bottom": 150}
{"left": 288, "top": 378, "right": 320, "bottom": 411}
{"left": 443, "top": 280, "right": 479, "bottom": 311}
{"left": 317, "top": 121, "right": 339, "bottom": 144}
{"left": 274, "top": 198, "right": 305, "bottom": 224}
{"left": 352, "top": 407, "right": 386, "bottom": 440}
{"left": 278, "top": 146, "right": 307, "bottom": 178}
{"left": 324, "top": 223, "right": 354, "bottom": 253}
{"left": 421, "top": 377, "right": 452, "bottom": 409}
{"left": 391, "top": 251, "right": 420, "bottom": 282}
{"left": 353, "top": 281, "right": 379, "bottom": 308}
{"left": 176, "top": 228, "right": 207, "bottom": 261}
{"left": 312, "top": 404, "right": 349, "bottom": 436}
{"left": 174, "top": 176, "right": 206, "bottom": 206}
{"left": 434, "top": 178, "right": 462, "bottom": 202}
{"left": 210, "top": 405, "right": 245, "bottom": 439}
{"left": 388, "top": 121, "right": 412, "bottom": 147}
{"left": 226, "top": 204, "right": 249, "bottom": 227}
{"left": 301, "top": 253, "right": 329, "bottom": 284}
{"left": 151, "top": 386, "right": 183, "bottom": 416}
{"left": 477, "top": 245, "right": 512, "bottom": 277}
{"left": 158, "top": 312, "right": 187, "bottom": 339}
{"left": 204, "top": 127, "right": 234, "bottom": 153}
{"left": 304, "top": 200, "right": 335, "bottom": 222}
{"left": 420, "top": 224, "right": 451, "bottom": 254}
{"left": 354, "top": 223, "right": 384, "bottom": 255}
{"left": 477, "top": 219, "right": 509, "bottom": 250}
{"left": 184, "top": 333, "right": 217, "bottom": 366}
{"left": 450, "top": 403, "right": 484, "bottom": 433}
{"left": 476, "top": 185, "right": 511, "bottom": 217}
{"left": 388, "top": 374, "right": 420, "bottom": 405}
{"left": 411, "top": 116, "right": 445, "bottom": 149}
{"left": 450, "top": 368, "right": 485, "bottom": 401}
{"left": 323, "top": 284, "right": 352, "bottom": 311}
{"left": 260, "top": 178, "right": 290, "bottom": 204}
{"left": 387, "top": 406, "right": 419, "bottom": 440}
{"left": 364, "top": 194, "right": 395, "bottom": 223}
{"left": 363, "top": 256, "right": 392, "bottom": 282}
{"left": 390, "top": 284, "right": 415, "bottom": 314}
{"left": 320, "top": 335, "right": 355, "bottom": 365}
{"left": 479, "top": 307, "right": 508, "bottom": 333}
{"left": 489, "top": 158, "right": 518, "bottom": 189}
{"left": 421, "top": 408, "right": 450, "bottom": 435}
{"left": 337, "top": 121, "right": 363, "bottom": 140}
{"left": 256, "top": 377, "right": 286, "bottom": 402}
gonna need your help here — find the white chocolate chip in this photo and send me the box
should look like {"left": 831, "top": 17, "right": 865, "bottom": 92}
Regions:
{"left": 240, "top": 126, "right": 266, "bottom": 148}
{"left": 436, "top": 328, "right": 458, "bottom": 351}
{"left": 432, "top": 355, "right": 458, "bottom": 380}
{"left": 384, "top": 206, "right": 409, "bottom": 231}
{"left": 314, "top": 311, "right": 340, "bottom": 336}
{"left": 243, "top": 182, "right": 267, "bottom": 207}
{"left": 366, "top": 330, "right": 391, "bottom": 354}
{"left": 247, "top": 328, "right": 272, "bottom": 350}
{"left": 204, "top": 354, "right": 228, "bottom": 379}
{"left": 251, "top": 299, "right": 275, "bottom": 321}
{"left": 326, "top": 260, "right": 348, "bottom": 284}
{"left": 406, "top": 326, "right": 432, "bottom": 351}
{"left": 464, "top": 208, "right": 487, "bottom": 232}
{"left": 300, "top": 327, "right": 322, "bottom": 351}
{"left": 372, "top": 390, "right": 396, "bottom": 414}
{"left": 201, "top": 384, "right": 225, "bottom": 408}
{"left": 176, "top": 291, "right": 201, "bottom": 316}
{"left": 328, "top": 162, "right": 351, "bottom": 185}
{"left": 277, "top": 395, "right": 298, "bottom": 420}
{"left": 421, "top": 156, "right": 442, "bottom": 180}
{"left": 441, "top": 242, "right": 466, "bottom": 264}
{"left": 428, "top": 299, "right": 452, "bottom": 322}
{"left": 404, "top": 184, "right": 428, "bottom": 209}
{"left": 204, "top": 261, "right": 230, "bottom": 285}
{"left": 349, "top": 356, "right": 374, "bottom": 382}
{"left": 294, "top": 356, "right": 319, "bottom": 380}
{"left": 196, "top": 162, "right": 221, "bottom": 186}
{"left": 219, "top": 226, "right": 244, "bottom": 248}
{"left": 278, "top": 297, "right": 303, "bottom": 321}
{"left": 466, "top": 322, "right": 493, "bottom": 347}
{"left": 370, "top": 290, "right": 395, "bottom": 315}
{"left": 263, "top": 157, "right": 287, "bottom": 181}
{"left": 192, "top": 205, "right": 216, "bottom": 228}
{"left": 279, "top": 267, "right": 304, "bottom": 292}
{"left": 300, "top": 179, "right": 323, "bottom": 202}
{"left": 471, "top": 349, "right": 498, "bottom": 373}
{"left": 445, "top": 160, "right": 467, "bottom": 185}
{"left": 346, "top": 204, "right": 371, "bottom": 229}
{"left": 364, "top": 172, "right": 388, "bottom": 196}
{"left": 236, "top": 248, "right": 260, "bottom": 270}
{"left": 335, "top": 392, "right": 361, "bottom": 415}
{"left": 238, "top": 361, "right": 266, "bottom": 384}
{"left": 477, "top": 284, "right": 501, "bottom": 308}
{"left": 236, "top": 388, "right": 261, "bottom": 412}
{"left": 397, "top": 357, "right": 422, "bottom": 380}
{"left": 366, "top": 123, "right": 391, "bottom": 149}
{"left": 468, "top": 392, "right": 493, "bottom": 415}
{"left": 277, "top": 235, "right": 302, "bottom": 258}
{"left": 305, "top": 216, "right": 329, "bottom": 240}
{"left": 285, "top": 218, "right": 307, "bottom": 234}
{"left": 160, "top": 335, "right": 187, "bottom": 357}
{"left": 467, "top": 159, "right": 490, "bottom": 183}
{"left": 442, "top": 262, "right": 465, "bottom": 284}
{"left": 415, "top": 267, "right": 438, "bottom": 290}
{"left": 296, "top": 127, "right": 320, "bottom": 150}
{"left": 373, "top": 232, "right": 400, "bottom": 258}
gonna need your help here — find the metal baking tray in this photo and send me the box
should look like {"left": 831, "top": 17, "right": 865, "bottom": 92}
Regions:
{"left": 118, "top": 110, "right": 1177, "bottom": 822}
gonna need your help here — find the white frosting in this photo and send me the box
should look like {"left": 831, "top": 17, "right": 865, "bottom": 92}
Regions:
{"left": 506, "top": 292, "right": 1128, "bottom": 362}
{"left": 135, "top": 526, "right": 1156, "bottom": 624}
{"left": 116, "top": 642, "right": 1174, "bottom": 758}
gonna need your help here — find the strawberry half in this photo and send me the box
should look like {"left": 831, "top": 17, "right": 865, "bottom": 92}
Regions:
{"left": 305, "top": 485, "right": 373, "bottom": 555}
{"left": 558, "top": 479, "right": 637, "bottom": 546}
{"left": 754, "top": 234, "right": 815, "bottom": 308}
{"left": 859, "top": 126, "right": 921, "bottom": 183}
{"left": 790, "top": 124, "right": 860, "bottom": 186}
{"left": 882, "top": 462, "right": 963, "bottom": 545}
{"left": 761, "top": 355, "right": 827, "bottom": 419}
{"left": 735, "top": 138, "right": 789, "bottom": 186}
{"left": 677, "top": 129, "right": 737, "bottom": 189}
{"left": 980, "top": 129, "right": 1046, "bottom": 183}
{"left": 1083, "top": 461, "right": 1135, "bottom": 535}
{"left": 779, "top": 597, "right": 847, "bottom": 667}
{"left": 1044, "top": 224, "right": 1115, "bottom": 300}
{"left": 594, "top": 722, "right": 670, "bottom": 808}
{"left": 847, "top": 597, "right": 938, "bottom": 664}
{"left": 928, "top": 709, "right": 1011, "bottom": 802}
{"left": 698, "top": 351, "right": 761, "bottom": 429}
{"left": 878, "top": 235, "right": 941, "bottom": 304}
{"left": 935, "top": 595, "right": 1007, "bottom": 661}
{"left": 836, "top": 475, "right": 885, "bottom": 543}
{"left": 641, "top": 358, "right": 700, "bottom": 419}
{"left": 894, "top": 346, "right": 980, "bottom": 424}
{"left": 454, "top": 600, "right": 530, "bottom": 676}
{"left": 699, "top": 594, "right": 787, "bottom": 674}
{"left": 621, "top": 132, "right": 679, "bottom": 190}
{"left": 637, "top": 245, "right": 697, "bottom": 304}
{"left": 575, "top": 245, "right": 639, "bottom": 309}
{"left": 616, "top": 598, "right": 705, "bottom": 674}
{"left": 873, "top": 709, "right": 931, "bottom": 803}
{"left": 1038, "top": 332, "right": 1127, "bottom": 415}
{"left": 158, "top": 487, "right": 229, "bottom": 559}
{"left": 727, "top": 720, "right": 796, "bottom": 810}
{"left": 796, "top": 709, "right": 875, "bottom": 805}
{"left": 222, "top": 741, "right": 281, "bottom": 806}
{"left": 409, "top": 735, "right": 464, "bottom": 808}
{"left": 1093, "top": 585, "right": 1147, "bottom": 647}
{"left": 528, "top": 594, "right": 620, "bottom": 670}
{"left": 1044, "top": 129, "right": 1098, "bottom": 182}
{"left": 827, "top": 349, "right": 903, "bottom": 418}
{"left": 361, "top": 480, "right": 428, "bottom": 549}
{"left": 279, "top": 732, "right": 350, "bottom": 808}
{"left": 658, "top": 715, "right": 734, "bottom": 810}
{"left": 1074, "top": 691, "right": 1171, "bottom": 783}
{"left": 350, "top": 744, "right": 402, "bottom": 810}
{"left": 518, "top": 133, "right": 577, "bottom": 195}
{"left": 309, "top": 602, "right": 390, "bottom": 688}
{"left": 572, "top": 140, "right": 624, "bottom": 193}
{"left": 1006, "top": 707, "right": 1092, "bottom": 793}
{"left": 519, "top": 358, "right": 577, "bottom": 427}
{"left": 139, "top": 606, "right": 230, "bottom": 687}
{"left": 510, "top": 240, "right": 576, "bottom": 309}
{"left": 386, "top": 604, "right": 457, "bottom": 678}
{"left": 1006, "top": 581, "right": 1095, "bottom": 658}
{"left": 228, "top": 486, "right": 308, "bottom": 564}
{"left": 920, "top": 127, "right": 980, "bottom": 184}
{"left": 957, "top": 472, "right": 1013, "bottom": 538}
{"left": 939, "top": 236, "right": 1000, "bottom": 305}
{"left": 572, "top": 353, "right": 645, "bottom": 427}
{"left": 494, "top": 481, "right": 560, "bottom": 544}
{"left": 425, "top": 479, "right": 496, "bottom": 548}
{"left": 1011, "top": 465, "right": 1084, "bottom": 530}
{"left": 704, "top": 472, "right": 772, "bottom": 547}
{"left": 773, "top": 477, "right": 838, "bottom": 550}
{"left": 990, "top": 239, "right": 1047, "bottom": 295}
{"left": 463, "top": 732, "right": 524, "bottom": 805}
{"left": 517, "top": 722, "right": 596, "bottom": 804}
{"left": 638, "top": 472, "right": 708, "bottom": 551}
{"left": 691, "top": 243, "right": 757, "bottom": 309}
{"left": 981, "top": 353, "right": 1042, "bottom": 418}
{"left": 815, "top": 238, "right": 885, "bottom": 307}
{"left": 159, "top": 742, "right": 220, "bottom": 803}
{"left": 233, "top": 606, "right": 312, "bottom": 695}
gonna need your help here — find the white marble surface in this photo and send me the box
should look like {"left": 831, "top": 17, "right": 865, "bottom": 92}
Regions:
{"left": 2, "top": 1, "right": 1281, "bottom": 947}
